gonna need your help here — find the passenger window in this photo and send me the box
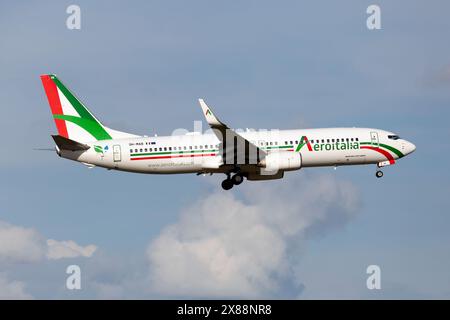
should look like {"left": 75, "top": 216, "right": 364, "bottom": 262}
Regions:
{"left": 290, "top": 141, "right": 293, "bottom": 144}
{"left": 130, "top": 149, "right": 133, "bottom": 153}
{"left": 351, "top": 138, "right": 354, "bottom": 142}
{"left": 321, "top": 139, "right": 324, "bottom": 143}
{"left": 356, "top": 138, "right": 359, "bottom": 142}
{"left": 285, "top": 141, "right": 288, "bottom": 145}
{"left": 327, "top": 139, "right": 330, "bottom": 143}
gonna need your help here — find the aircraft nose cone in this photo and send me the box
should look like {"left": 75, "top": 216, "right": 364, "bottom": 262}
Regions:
{"left": 405, "top": 141, "right": 416, "bottom": 155}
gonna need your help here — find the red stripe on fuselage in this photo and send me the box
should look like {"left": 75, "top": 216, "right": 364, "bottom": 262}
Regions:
{"left": 361, "top": 146, "right": 396, "bottom": 164}
{"left": 130, "top": 153, "right": 218, "bottom": 161}
{"left": 40, "top": 75, "right": 68, "bottom": 138}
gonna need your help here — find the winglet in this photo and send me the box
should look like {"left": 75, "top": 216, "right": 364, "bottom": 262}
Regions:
{"left": 198, "top": 99, "right": 223, "bottom": 127}
{"left": 197, "top": 99, "right": 267, "bottom": 163}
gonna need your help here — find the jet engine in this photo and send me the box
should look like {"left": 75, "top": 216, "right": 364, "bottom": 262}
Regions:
{"left": 258, "top": 152, "right": 302, "bottom": 172}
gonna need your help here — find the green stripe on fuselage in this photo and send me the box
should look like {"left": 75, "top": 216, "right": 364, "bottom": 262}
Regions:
{"left": 265, "top": 145, "right": 293, "bottom": 150}
{"left": 360, "top": 142, "right": 404, "bottom": 158}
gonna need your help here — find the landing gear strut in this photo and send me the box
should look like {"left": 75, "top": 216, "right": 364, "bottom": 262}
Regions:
{"left": 376, "top": 170, "right": 384, "bottom": 178}
{"left": 221, "top": 173, "right": 245, "bottom": 190}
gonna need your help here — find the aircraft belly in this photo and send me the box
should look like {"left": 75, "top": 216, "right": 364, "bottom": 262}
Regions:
{"left": 301, "top": 149, "right": 370, "bottom": 167}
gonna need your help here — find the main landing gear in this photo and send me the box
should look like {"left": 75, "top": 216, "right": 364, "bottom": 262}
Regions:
{"left": 221, "top": 173, "right": 244, "bottom": 190}
{"left": 376, "top": 170, "right": 384, "bottom": 178}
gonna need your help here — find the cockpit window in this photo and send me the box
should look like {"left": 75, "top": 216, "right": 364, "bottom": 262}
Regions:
{"left": 388, "top": 135, "right": 400, "bottom": 140}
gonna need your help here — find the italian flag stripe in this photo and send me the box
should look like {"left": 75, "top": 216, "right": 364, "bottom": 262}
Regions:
{"left": 41, "top": 75, "right": 69, "bottom": 138}
{"left": 40, "top": 75, "right": 68, "bottom": 138}
{"left": 43, "top": 75, "right": 113, "bottom": 141}
{"left": 361, "top": 146, "right": 396, "bottom": 164}
{"left": 131, "top": 149, "right": 219, "bottom": 157}
{"left": 360, "top": 142, "right": 404, "bottom": 158}
{"left": 131, "top": 153, "right": 218, "bottom": 161}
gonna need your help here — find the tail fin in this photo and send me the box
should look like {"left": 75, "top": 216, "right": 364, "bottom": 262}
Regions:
{"left": 40, "top": 74, "right": 139, "bottom": 143}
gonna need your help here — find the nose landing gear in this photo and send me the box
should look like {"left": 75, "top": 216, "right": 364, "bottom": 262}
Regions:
{"left": 221, "top": 172, "right": 245, "bottom": 190}
{"left": 376, "top": 170, "right": 384, "bottom": 178}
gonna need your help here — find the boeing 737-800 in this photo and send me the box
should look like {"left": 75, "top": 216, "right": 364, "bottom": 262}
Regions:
{"left": 41, "top": 74, "right": 416, "bottom": 190}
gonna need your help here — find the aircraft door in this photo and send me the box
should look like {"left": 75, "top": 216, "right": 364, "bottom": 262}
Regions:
{"left": 113, "top": 145, "right": 121, "bottom": 162}
{"left": 370, "top": 132, "right": 379, "bottom": 147}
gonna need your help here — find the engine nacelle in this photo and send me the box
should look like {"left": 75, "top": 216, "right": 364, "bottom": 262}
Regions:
{"left": 258, "top": 152, "right": 302, "bottom": 172}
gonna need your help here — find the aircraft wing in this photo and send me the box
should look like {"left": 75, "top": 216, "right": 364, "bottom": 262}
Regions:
{"left": 198, "top": 99, "right": 266, "bottom": 166}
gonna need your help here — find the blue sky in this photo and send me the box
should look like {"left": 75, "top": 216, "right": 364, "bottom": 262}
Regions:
{"left": 1, "top": 0, "right": 450, "bottom": 299}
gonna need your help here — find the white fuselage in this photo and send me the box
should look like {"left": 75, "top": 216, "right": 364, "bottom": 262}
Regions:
{"left": 59, "top": 127, "right": 416, "bottom": 176}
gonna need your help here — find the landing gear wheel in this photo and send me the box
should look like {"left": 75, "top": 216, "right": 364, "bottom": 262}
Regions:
{"left": 221, "top": 179, "right": 234, "bottom": 190}
{"left": 376, "top": 170, "right": 384, "bottom": 178}
{"left": 231, "top": 173, "right": 244, "bottom": 185}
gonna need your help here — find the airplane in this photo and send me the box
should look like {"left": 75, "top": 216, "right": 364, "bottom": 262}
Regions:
{"left": 40, "top": 74, "right": 416, "bottom": 190}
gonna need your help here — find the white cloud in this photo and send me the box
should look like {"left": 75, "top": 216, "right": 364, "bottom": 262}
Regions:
{"left": 147, "top": 174, "right": 360, "bottom": 298}
{"left": 0, "top": 220, "right": 98, "bottom": 263}
{"left": 0, "top": 220, "right": 98, "bottom": 299}
{"left": 46, "top": 239, "right": 97, "bottom": 260}
{"left": 0, "top": 273, "right": 32, "bottom": 299}
{"left": 0, "top": 222, "right": 46, "bottom": 263}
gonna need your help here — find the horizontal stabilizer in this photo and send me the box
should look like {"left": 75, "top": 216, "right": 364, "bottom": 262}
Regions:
{"left": 52, "top": 135, "right": 90, "bottom": 151}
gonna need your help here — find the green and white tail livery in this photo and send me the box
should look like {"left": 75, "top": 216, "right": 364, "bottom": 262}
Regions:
{"left": 41, "top": 74, "right": 138, "bottom": 143}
